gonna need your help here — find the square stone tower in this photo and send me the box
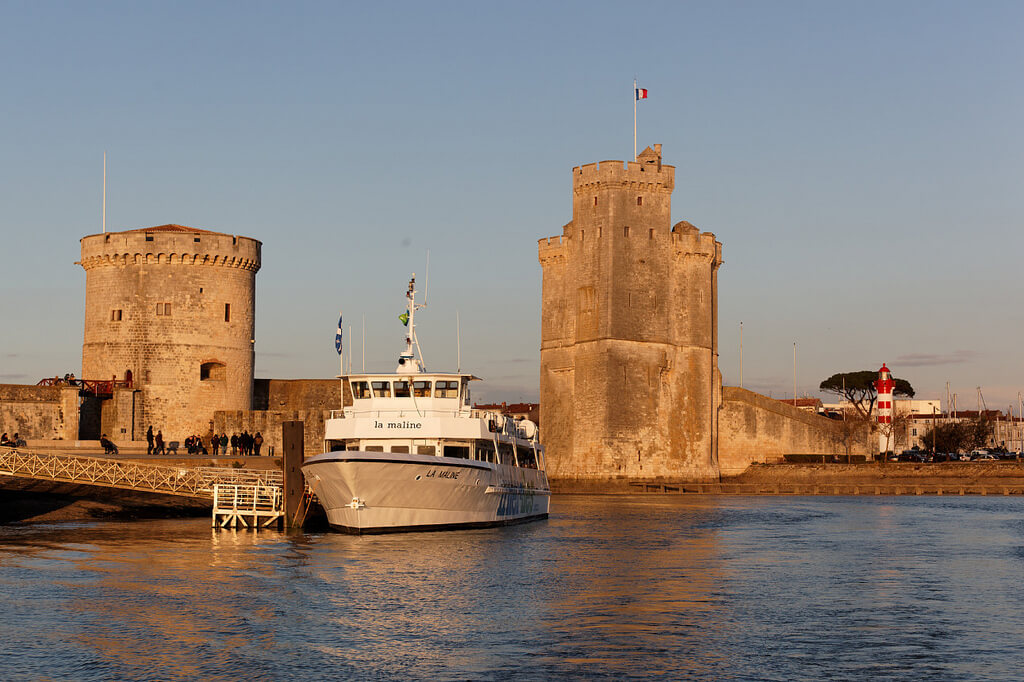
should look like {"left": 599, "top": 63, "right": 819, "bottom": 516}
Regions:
{"left": 538, "top": 145, "right": 723, "bottom": 481}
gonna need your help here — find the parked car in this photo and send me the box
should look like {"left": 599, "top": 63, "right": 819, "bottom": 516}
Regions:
{"left": 932, "top": 452, "right": 955, "bottom": 463}
{"left": 898, "top": 451, "right": 926, "bottom": 463}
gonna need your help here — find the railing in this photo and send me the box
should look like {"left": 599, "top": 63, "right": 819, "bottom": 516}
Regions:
{"left": 37, "top": 377, "right": 133, "bottom": 397}
{"left": 0, "top": 447, "right": 281, "bottom": 499}
{"left": 212, "top": 482, "right": 284, "bottom": 529}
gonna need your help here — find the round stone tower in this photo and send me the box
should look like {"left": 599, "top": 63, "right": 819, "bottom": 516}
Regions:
{"left": 538, "top": 145, "right": 723, "bottom": 482}
{"left": 78, "top": 225, "right": 261, "bottom": 440}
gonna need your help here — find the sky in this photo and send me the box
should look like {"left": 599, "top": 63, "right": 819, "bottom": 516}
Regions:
{"left": 1, "top": 1, "right": 1023, "bottom": 410}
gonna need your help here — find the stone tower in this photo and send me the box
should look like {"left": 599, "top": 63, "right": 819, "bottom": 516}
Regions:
{"left": 78, "top": 225, "right": 261, "bottom": 439}
{"left": 538, "top": 145, "right": 723, "bottom": 481}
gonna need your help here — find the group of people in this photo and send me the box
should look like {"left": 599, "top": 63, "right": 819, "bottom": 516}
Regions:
{"left": 146, "top": 426, "right": 166, "bottom": 455}
{"left": 216, "top": 431, "right": 264, "bottom": 456}
{"left": 144, "top": 426, "right": 265, "bottom": 457}
{"left": 0, "top": 432, "right": 24, "bottom": 448}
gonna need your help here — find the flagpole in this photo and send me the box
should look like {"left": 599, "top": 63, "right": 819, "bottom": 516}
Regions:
{"left": 100, "top": 150, "right": 105, "bottom": 232}
{"left": 633, "top": 79, "right": 637, "bottom": 161}
{"left": 362, "top": 315, "right": 365, "bottom": 372}
{"left": 348, "top": 325, "right": 352, "bottom": 375}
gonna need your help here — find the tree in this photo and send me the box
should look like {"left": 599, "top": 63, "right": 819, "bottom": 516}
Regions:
{"left": 920, "top": 418, "right": 993, "bottom": 454}
{"left": 819, "top": 370, "right": 915, "bottom": 420}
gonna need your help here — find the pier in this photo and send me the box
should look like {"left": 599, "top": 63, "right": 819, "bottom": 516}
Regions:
{"left": 0, "top": 446, "right": 289, "bottom": 528}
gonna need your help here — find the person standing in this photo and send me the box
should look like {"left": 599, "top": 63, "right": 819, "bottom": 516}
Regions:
{"left": 230, "top": 433, "right": 238, "bottom": 456}
{"left": 211, "top": 434, "right": 219, "bottom": 456}
{"left": 146, "top": 426, "right": 154, "bottom": 455}
{"left": 220, "top": 433, "right": 228, "bottom": 455}
{"left": 253, "top": 432, "right": 264, "bottom": 456}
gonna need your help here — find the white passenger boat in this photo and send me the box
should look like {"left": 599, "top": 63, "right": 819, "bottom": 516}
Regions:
{"left": 302, "top": 275, "right": 550, "bottom": 534}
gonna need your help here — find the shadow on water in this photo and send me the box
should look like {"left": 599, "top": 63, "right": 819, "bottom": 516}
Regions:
{"left": 2, "top": 495, "right": 1024, "bottom": 680}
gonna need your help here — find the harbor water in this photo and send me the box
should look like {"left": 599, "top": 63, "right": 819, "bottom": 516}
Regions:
{"left": 3, "top": 494, "right": 1024, "bottom": 680}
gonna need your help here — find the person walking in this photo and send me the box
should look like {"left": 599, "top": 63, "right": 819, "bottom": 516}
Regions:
{"left": 146, "top": 426, "right": 154, "bottom": 455}
{"left": 211, "top": 434, "right": 219, "bottom": 456}
{"left": 253, "top": 432, "right": 264, "bottom": 456}
{"left": 154, "top": 430, "right": 165, "bottom": 456}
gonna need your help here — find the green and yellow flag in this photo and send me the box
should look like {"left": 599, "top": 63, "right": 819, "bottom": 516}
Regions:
{"left": 399, "top": 312, "right": 409, "bottom": 326}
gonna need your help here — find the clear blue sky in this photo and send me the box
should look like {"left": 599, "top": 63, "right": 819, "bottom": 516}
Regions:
{"left": 1, "top": 1, "right": 1022, "bottom": 410}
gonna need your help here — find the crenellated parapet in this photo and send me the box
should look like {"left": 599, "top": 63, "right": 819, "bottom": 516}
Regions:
{"left": 571, "top": 146, "right": 674, "bottom": 195}
{"left": 79, "top": 225, "right": 261, "bottom": 272}
{"left": 671, "top": 221, "right": 723, "bottom": 267}
{"left": 537, "top": 234, "right": 567, "bottom": 265}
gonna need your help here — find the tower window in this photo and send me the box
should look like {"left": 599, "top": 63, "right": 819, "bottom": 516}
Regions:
{"left": 623, "top": 226, "right": 630, "bottom": 238}
{"left": 224, "top": 303, "right": 231, "bottom": 322}
{"left": 156, "top": 302, "right": 171, "bottom": 316}
{"left": 111, "top": 309, "right": 122, "bottom": 321}
{"left": 580, "top": 230, "right": 585, "bottom": 242}
{"left": 194, "top": 237, "right": 201, "bottom": 243}
{"left": 649, "top": 229, "right": 654, "bottom": 239}
{"left": 597, "top": 227, "right": 602, "bottom": 238}
{"left": 145, "top": 234, "right": 154, "bottom": 242}
{"left": 637, "top": 196, "right": 643, "bottom": 206}
{"left": 593, "top": 196, "right": 598, "bottom": 206}
{"left": 200, "top": 362, "right": 226, "bottom": 381}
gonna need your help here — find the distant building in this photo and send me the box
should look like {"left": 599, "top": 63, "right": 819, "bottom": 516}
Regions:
{"left": 778, "top": 398, "right": 823, "bottom": 413}
{"left": 473, "top": 402, "right": 540, "bottom": 425}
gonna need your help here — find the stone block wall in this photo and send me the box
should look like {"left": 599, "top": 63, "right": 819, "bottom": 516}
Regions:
{"left": 79, "top": 226, "right": 261, "bottom": 439}
{"left": 0, "top": 384, "right": 80, "bottom": 441}
{"left": 213, "top": 409, "right": 330, "bottom": 457}
{"left": 718, "top": 387, "right": 871, "bottom": 475}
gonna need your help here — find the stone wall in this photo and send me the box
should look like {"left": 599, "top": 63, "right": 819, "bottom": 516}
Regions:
{"left": 718, "top": 387, "right": 871, "bottom": 475}
{"left": 539, "top": 146, "right": 723, "bottom": 482}
{"left": 213, "top": 409, "right": 329, "bottom": 457}
{"left": 0, "top": 384, "right": 80, "bottom": 441}
{"left": 79, "top": 225, "right": 261, "bottom": 439}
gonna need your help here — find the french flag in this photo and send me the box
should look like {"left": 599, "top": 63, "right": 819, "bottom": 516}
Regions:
{"left": 635, "top": 88, "right": 648, "bottom": 100}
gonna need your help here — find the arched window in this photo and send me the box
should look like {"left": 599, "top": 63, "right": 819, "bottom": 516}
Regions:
{"left": 200, "top": 362, "right": 226, "bottom": 381}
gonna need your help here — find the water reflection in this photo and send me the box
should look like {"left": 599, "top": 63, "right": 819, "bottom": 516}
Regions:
{"left": 3, "top": 496, "right": 1024, "bottom": 679}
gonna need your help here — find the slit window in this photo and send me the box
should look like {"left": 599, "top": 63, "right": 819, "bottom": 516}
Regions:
{"left": 224, "top": 303, "right": 230, "bottom": 322}
{"left": 623, "top": 226, "right": 630, "bottom": 238}
{"left": 371, "top": 381, "right": 391, "bottom": 398}
{"left": 156, "top": 302, "right": 171, "bottom": 316}
{"left": 637, "top": 196, "right": 643, "bottom": 206}
{"left": 111, "top": 309, "right": 122, "bottom": 322}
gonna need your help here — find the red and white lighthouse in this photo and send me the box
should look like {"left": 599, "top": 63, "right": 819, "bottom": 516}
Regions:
{"left": 875, "top": 363, "right": 895, "bottom": 453}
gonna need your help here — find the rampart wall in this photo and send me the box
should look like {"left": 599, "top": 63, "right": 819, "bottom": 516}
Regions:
{"left": 0, "top": 384, "right": 80, "bottom": 441}
{"left": 718, "top": 387, "right": 872, "bottom": 475}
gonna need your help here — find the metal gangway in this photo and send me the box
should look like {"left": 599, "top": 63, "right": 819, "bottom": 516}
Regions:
{"left": 0, "top": 446, "right": 285, "bottom": 528}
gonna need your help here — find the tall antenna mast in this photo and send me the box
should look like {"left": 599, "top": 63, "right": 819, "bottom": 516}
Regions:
{"left": 456, "top": 309, "right": 461, "bottom": 373}
{"left": 423, "top": 250, "right": 430, "bottom": 306}
{"left": 102, "top": 151, "right": 107, "bottom": 233}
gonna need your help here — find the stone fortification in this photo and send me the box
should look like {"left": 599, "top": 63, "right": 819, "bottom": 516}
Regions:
{"left": 538, "top": 146, "right": 723, "bottom": 481}
{"left": 0, "top": 384, "right": 80, "bottom": 441}
{"left": 718, "top": 387, "right": 872, "bottom": 475}
{"left": 78, "top": 225, "right": 261, "bottom": 440}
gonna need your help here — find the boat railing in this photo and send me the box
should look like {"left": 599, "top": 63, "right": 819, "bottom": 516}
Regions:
{"left": 329, "top": 408, "right": 470, "bottom": 420}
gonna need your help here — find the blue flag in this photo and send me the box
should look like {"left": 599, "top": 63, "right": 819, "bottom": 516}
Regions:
{"left": 335, "top": 313, "right": 343, "bottom": 355}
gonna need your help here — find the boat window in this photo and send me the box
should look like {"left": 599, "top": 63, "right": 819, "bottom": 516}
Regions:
{"left": 371, "top": 381, "right": 391, "bottom": 398}
{"left": 413, "top": 381, "right": 431, "bottom": 397}
{"left": 436, "top": 380, "right": 459, "bottom": 398}
{"left": 498, "top": 443, "right": 516, "bottom": 466}
{"left": 365, "top": 445, "right": 384, "bottom": 452}
{"left": 394, "top": 380, "right": 411, "bottom": 398}
{"left": 519, "top": 449, "right": 537, "bottom": 469}
{"left": 417, "top": 445, "right": 436, "bottom": 455}
{"left": 476, "top": 442, "right": 495, "bottom": 463}
{"left": 390, "top": 445, "right": 409, "bottom": 454}
{"left": 346, "top": 443, "right": 359, "bottom": 451}
{"left": 351, "top": 381, "right": 372, "bottom": 399}
{"left": 444, "top": 445, "right": 470, "bottom": 459}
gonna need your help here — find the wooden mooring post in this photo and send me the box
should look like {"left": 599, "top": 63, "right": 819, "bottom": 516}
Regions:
{"left": 282, "top": 420, "right": 306, "bottom": 528}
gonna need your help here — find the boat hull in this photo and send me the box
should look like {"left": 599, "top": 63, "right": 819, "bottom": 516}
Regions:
{"left": 301, "top": 451, "right": 550, "bottom": 534}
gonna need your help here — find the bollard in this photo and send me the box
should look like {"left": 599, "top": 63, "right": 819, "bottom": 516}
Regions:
{"left": 282, "top": 421, "right": 305, "bottom": 527}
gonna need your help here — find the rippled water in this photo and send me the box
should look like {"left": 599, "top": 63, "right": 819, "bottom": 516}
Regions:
{"left": 2, "top": 495, "right": 1024, "bottom": 680}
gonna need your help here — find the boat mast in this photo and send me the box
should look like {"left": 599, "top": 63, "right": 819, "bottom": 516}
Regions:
{"left": 397, "top": 274, "right": 427, "bottom": 373}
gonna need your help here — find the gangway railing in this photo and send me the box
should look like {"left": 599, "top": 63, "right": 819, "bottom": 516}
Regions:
{"left": 212, "top": 482, "right": 284, "bottom": 528}
{"left": 0, "top": 447, "right": 281, "bottom": 499}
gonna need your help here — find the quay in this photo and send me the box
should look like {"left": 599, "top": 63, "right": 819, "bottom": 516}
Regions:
{"left": 0, "top": 424, "right": 314, "bottom": 529}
